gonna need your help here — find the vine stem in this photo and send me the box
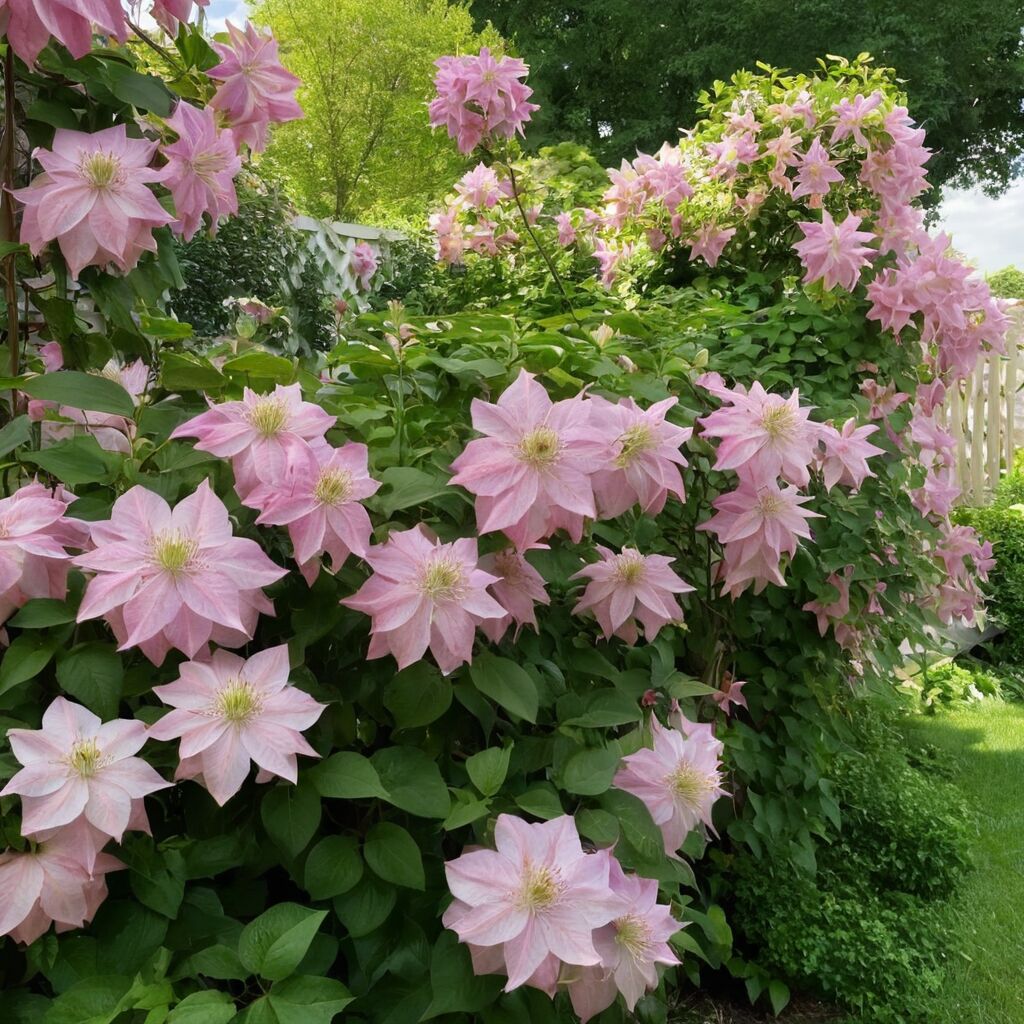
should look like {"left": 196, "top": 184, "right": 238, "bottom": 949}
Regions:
{"left": 127, "top": 19, "right": 184, "bottom": 73}
{"left": 503, "top": 160, "right": 581, "bottom": 327}
{"left": 1, "top": 45, "right": 20, "bottom": 411}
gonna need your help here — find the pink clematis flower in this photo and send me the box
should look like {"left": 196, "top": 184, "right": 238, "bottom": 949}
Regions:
{"left": 817, "top": 418, "right": 885, "bottom": 491}
{"left": 74, "top": 482, "right": 287, "bottom": 665}
{"left": 568, "top": 856, "right": 681, "bottom": 1022}
{"left": 342, "top": 526, "right": 505, "bottom": 675}
{"left": 709, "top": 673, "right": 747, "bottom": 715}
{"left": 151, "top": 0, "right": 209, "bottom": 34}
{"left": 0, "top": 828, "right": 122, "bottom": 944}
{"left": 794, "top": 209, "right": 876, "bottom": 292}
{"left": 149, "top": 646, "right": 325, "bottom": 806}
{"left": 554, "top": 212, "right": 576, "bottom": 246}
{"left": 911, "top": 466, "right": 960, "bottom": 520}
{"left": 455, "top": 163, "right": 506, "bottom": 209}
{"left": 246, "top": 442, "right": 380, "bottom": 586}
{"left": 590, "top": 395, "right": 691, "bottom": 519}
{"left": 208, "top": 21, "right": 303, "bottom": 153}
{"left": 613, "top": 717, "right": 726, "bottom": 855}
{"left": 0, "top": 0, "right": 127, "bottom": 66}
{"left": 687, "top": 225, "right": 736, "bottom": 267}
{"left": 13, "top": 126, "right": 174, "bottom": 280}
{"left": 791, "top": 137, "right": 843, "bottom": 203}
{"left": 162, "top": 102, "right": 241, "bottom": 242}
{"left": 572, "top": 546, "right": 693, "bottom": 645}
{"left": 1, "top": 698, "right": 168, "bottom": 842}
{"left": 350, "top": 241, "right": 379, "bottom": 291}
{"left": 171, "top": 383, "right": 335, "bottom": 500}
{"left": 698, "top": 378, "right": 817, "bottom": 487}
{"left": 831, "top": 92, "right": 884, "bottom": 148}
{"left": 443, "top": 814, "right": 625, "bottom": 990}
{"left": 449, "top": 370, "right": 606, "bottom": 549}
{"left": 478, "top": 548, "right": 549, "bottom": 644}
{"left": 803, "top": 566, "right": 853, "bottom": 637}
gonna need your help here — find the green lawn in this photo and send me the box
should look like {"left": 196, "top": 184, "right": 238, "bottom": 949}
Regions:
{"left": 906, "top": 702, "right": 1024, "bottom": 1024}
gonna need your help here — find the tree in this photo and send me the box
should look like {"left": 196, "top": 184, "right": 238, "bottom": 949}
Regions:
{"left": 471, "top": 0, "right": 1024, "bottom": 199}
{"left": 254, "top": 0, "right": 499, "bottom": 222}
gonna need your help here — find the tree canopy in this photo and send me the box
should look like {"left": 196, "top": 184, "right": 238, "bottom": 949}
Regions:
{"left": 471, "top": 0, "right": 1024, "bottom": 198}
{"left": 253, "top": 0, "right": 497, "bottom": 222}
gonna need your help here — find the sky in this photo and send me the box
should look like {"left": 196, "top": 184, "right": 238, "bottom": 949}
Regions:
{"left": 936, "top": 182, "right": 1024, "bottom": 274}
{"left": 204, "top": 0, "right": 248, "bottom": 32}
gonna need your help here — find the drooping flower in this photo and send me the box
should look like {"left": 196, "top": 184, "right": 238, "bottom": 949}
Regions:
{"left": 171, "top": 383, "right": 335, "bottom": 500}
{"left": 0, "top": 0, "right": 127, "bottom": 66}
{"left": 350, "top": 241, "right": 379, "bottom": 291}
{"left": 613, "top": 716, "right": 726, "bottom": 855}
{"left": 803, "top": 566, "right": 853, "bottom": 637}
{"left": 590, "top": 396, "right": 691, "bottom": 519}
{"left": 568, "top": 856, "right": 681, "bottom": 1022}
{"left": 817, "top": 418, "right": 885, "bottom": 491}
{"left": 148, "top": 645, "right": 325, "bottom": 806}
{"left": 793, "top": 210, "right": 875, "bottom": 292}
{"left": 246, "top": 442, "right": 379, "bottom": 585}
{"left": 935, "top": 523, "right": 994, "bottom": 584}
{"left": 162, "top": 101, "right": 241, "bottom": 242}
{"left": 0, "top": 829, "right": 122, "bottom": 944}
{"left": 449, "top": 370, "right": 606, "bottom": 549}
{"left": 911, "top": 466, "right": 960, "bottom": 520}
{"left": 342, "top": 526, "right": 505, "bottom": 675}
{"left": 572, "top": 547, "right": 693, "bottom": 645}
{"left": 860, "top": 378, "right": 910, "bottom": 419}
{"left": 443, "top": 814, "right": 625, "bottom": 989}
{"left": 13, "top": 126, "right": 174, "bottom": 279}
{"left": 478, "top": 548, "right": 549, "bottom": 644}
{"left": 698, "top": 378, "right": 817, "bottom": 487}
{"left": 709, "top": 673, "right": 747, "bottom": 715}
{"left": 791, "top": 137, "right": 843, "bottom": 203}
{"left": 687, "top": 225, "right": 736, "bottom": 267}
{"left": 151, "top": 0, "right": 208, "bottom": 34}
{"left": 208, "top": 21, "right": 303, "bottom": 153}
{"left": 1, "top": 698, "right": 168, "bottom": 842}
{"left": 593, "top": 239, "right": 633, "bottom": 288}
{"left": 429, "top": 47, "right": 539, "bottom": 154}
{"left": 554, "top": 212, "right": 576, "bottom": 246}
{"left": 74, "top": 481, "right": 287, "bottom": 665}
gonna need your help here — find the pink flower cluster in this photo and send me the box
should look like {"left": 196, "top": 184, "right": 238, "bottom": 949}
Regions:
{"left": 444, "top": 814, "right": 681, "bottom": 1020}
{"left": 0, "top": 0, "right": 127, "bottom": 67}
{"left": 429, "top": 47, "right": 539, "bottom": 154}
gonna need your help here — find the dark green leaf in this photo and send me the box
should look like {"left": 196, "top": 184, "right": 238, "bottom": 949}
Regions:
{"left": 383, "top": 662, "right": 452, "bottom": 729}
{"left": 372, "top": 746, "right": 450, "bottom": 819}
{"left": 261, "top": 783, "right": 322, "bottom": 858}
{"left": 303, "top": 836, "right": 363, "bottom": 901}
{"left": 8, "top": 598, "right": 76, "bottom": 629}
{"left": 309, "top": 752, "right": 388, "bottom": 800}
{"left": 469, "top": 653, "right": 539, "bottom": 723}
{"left": 0, "top": 634, "right": 58, "bottom": 696}
{"left": 332, "top": 877, "right": 396, "bottom": 938}
{"left": 466, "top": 745, "right": 512, "bottom": 797}
{"left": 56, "top": 644, "right": 123, "bottom": 719}
{"left": 21, "top": 371, "right": 134, "bottom": 417}
{"left": 561, "top": 746, "right": 621, "bottom": 796}
{"left": 238, "top": 904, "right": 327, "bottom": 982}
{"left": 363, "top": 822, "right": 425, "bottom": 890}
{"left": 0, "top": 415, "right": 33, "bottom": 458}
{"left": 167, "top": 990, "right": 236, "bottom": 1024}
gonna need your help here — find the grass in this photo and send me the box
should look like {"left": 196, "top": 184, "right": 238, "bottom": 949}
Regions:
{"left": 905, "top": 701, "right": 1024, "bottom": 1024}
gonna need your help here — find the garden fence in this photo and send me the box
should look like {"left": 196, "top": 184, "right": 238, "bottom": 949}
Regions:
{"left": 942, "top": 301, "right": 1024, "bottom": 505}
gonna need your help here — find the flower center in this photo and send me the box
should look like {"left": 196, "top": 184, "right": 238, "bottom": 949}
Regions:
{"left": 667, "top": 759, "right": 715, "bottom": 806}
{"left": 614, "top": 913, "right": 653, "bottom": 960}
{"left": 247, "top": 397, "right": 289, "bottom": 438}
{"left": 517, "top": 862, "right": 561, "bottom": 912}
{"left": 152, "top": 530, "right": 198, "bottom": 575}
{"left": 80, "top": 151, "right": 123, "bottom": 190}
{"left": 614, "top": 554, "right": 647, "bottom": 585}
{"left": 517, "top": 426, "right": 560, "bottom": 468}
{"left": 419, "top": 556, "right": 465, "bottom": 601}
{"left": 615, "top": 423, "right": 657, "bottom": 467}
{"left": 67, "top": 738, "right": 106, "bottom": 778}
{"left": 493, "top": 551, "right": 523, "bottom": 583}
{"left": 215, "top": 679, "right": 263, "bottom": 724}
{"left": 760, "top": 403, "right": 797, "bottom": 441}
{"left": 190, "top": 150, "right": 232, "bottom": 182}
{"left": 314, "top": 468, "right": 353, "bottom": 507}
{"left": 756, "top": 492, "right": 784, "bottom": 519}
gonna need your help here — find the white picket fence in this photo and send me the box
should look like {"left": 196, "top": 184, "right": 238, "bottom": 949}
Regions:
{"left": 942, "top": 302, "right": 1024, "bottom": 505}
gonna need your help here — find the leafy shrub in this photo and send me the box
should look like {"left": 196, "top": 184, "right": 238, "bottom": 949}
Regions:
{"left": 900, "top": 660, "right": 1004, "bottom": 710}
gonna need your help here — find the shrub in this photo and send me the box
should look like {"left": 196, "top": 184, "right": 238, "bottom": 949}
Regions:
{"left": 900, "top": 659, "right": 1004, "bottom": 710}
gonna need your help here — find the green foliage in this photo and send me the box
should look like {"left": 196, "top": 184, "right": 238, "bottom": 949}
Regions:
{"left": 986, "top": 265, "right": 1024, "bottom": 300}
{"left": 900, "top": 660, "right": 1004, "bottom": 711}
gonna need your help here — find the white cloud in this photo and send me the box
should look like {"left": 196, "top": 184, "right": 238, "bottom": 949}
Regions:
{"left": 204, "top": 0, "right": 249, "bottom": 33}
{"left": 937, "top": 180, "right": 1024, "bottom": 273}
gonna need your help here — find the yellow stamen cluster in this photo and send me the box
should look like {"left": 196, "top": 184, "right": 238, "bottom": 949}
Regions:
{"left": 517, "top": 862, "right": 561, "bottom": 912}
{"left": 614, "top": 913, "right": 653, "bottom": 960}
{"left": 419, "top": 557, "right": 465, "bottom": 601}
{"left": 215, "top": 679, "right": 263, "bottom": 725}
{"left": 614, "top": 553, "right": 647, "bottom": 586}
{"left": 615, "top": 423, "right": 657, "bottom": 467}
{"left": 760, "top": 403, "right": 797, "bottom": 441}
{"left": 67, "top": 738, "right": 106, "bottom": 778}
{"left": 247, "top": 397, "right": 289, "bottom": 438}
{"left": 667, "top": 759, "right": 716, "bottom": 807}
{"left": 152, "top": 531, "right": 198, "bottom": 575}
{"left": 314, "top": 468, "right": 353, "bottom": 507}
{"left": 80, "top": 152, "right": 123, "bottom": 190}
{"left": 516, "top": 426, "right": 560, "bottom": 468}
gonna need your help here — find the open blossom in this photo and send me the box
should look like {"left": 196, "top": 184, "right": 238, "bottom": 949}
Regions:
{"left": 13, "top": 126, "right": 173, "bottom": 280}
{"left": 698, "top": 378, "right": 817, "bottom": 487}
{"left": 208, "top": 21, "right": 303, "bottom": 153}
{"left": 151, "top": 0, "right": 209, "bottom": 34}
{"left": 162, "top": 102, "right": 241, "bottom": 242}
{"left": 75, "top": 482, "right": 286, "bottom": 665}
{"left": 246, "top": 442, "right": 379, "bottom": 585}
{"left": 594, "top": 239, "right": 633, "bottom": 288}
{"left": 818, "top": 418, "right": 885, "bottom": 491}
{"left": 935, "top": 523, "right": 994, "bottom": 583}
{"left": 455, "top": 163, "right": 506, "bottom": 209}
{"left": 171, "top": 383, "right": 335, "bottom": 499}
{"left": 1, "top": 698, "right": 167, "bottom": 842}
{"left": 149, "top": 646, "right": 325, "bottom": 806}
{"left": 590, "top": 396, "right": 691, "bottom": 518}
{"left": 350, "top": 241, "right": 379, "bottom": 291}
{"left": 478, "top": 549, "right": 549, "bottom": 644}
{"left": 911, "top": 466, "right": 960, "bottom": 520}
{"left": 860, "top": 378, "right": 909, "bottom": 419}
{"left": 572, "top": 547, "right": 693, "bottom": 645}
{"left": 429, "top": 47, "right": 539, "bottom": 154}
{"left": 831, "top": 92, "right": 884, "bottom": 148}
{"left": 794, "top": 210, "right": 875, "bottom": 291}
{"left": 443, "top": 814, "right": 624, "bottom": 989}
{"left": 709, "top": 673, "right": 747, "bottom": 715}
{"left": 614, "top": 717, "right": 726, "bottom": 855}
{"left": 554, "top": 212, "right": 576, "bottom": 246}
{"left": 687, "top": 225, "right": 736, "bottom": 267}
{"left": 568, "top": 857, "right": 681, "bottom": 1022}
{"left": 342, "top": 526, "right": 504, "bottom": 675}
{"left": 449, "top": 370, "right": 606, "bottom": 549}
{"left": 0, "top": 0, "right": 127, "bottom": 66}
{"left": 792, "top": 137, "right": 843, "bottom": 203}
{"left": 0, "top": 828, "right": 122, "bottom": 944}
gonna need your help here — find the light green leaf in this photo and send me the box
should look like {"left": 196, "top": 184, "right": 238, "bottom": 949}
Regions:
{"left": 8, "top": 598, "right": 76, "bottom": 629}
{"left": 238, "top": 904, "right": 327, "bottom": 982}
{"left": 376, "top": 466, "right": 451, "bottom": 516}
{"left": 562, "top": 689, "right": 640, "bottom": 728}
{"left": 363, "top": 822, "right": 424, "bottom": 890}
{"left": 21, "top": 371, "right": 134, "bottom": 417}
{"left": 561, "top": 746, "right": 621, "bottom": 796}
{"left": 309, "top": 751, "right": 388, "bottom": 800}
{"left": 167, "top": 991, "right": 235, "bottom": 1024}
{"left": 466, "top": 745, "right": 511, "bottom": 797}
{"left": 371, "top": 746, "right": 450, "bottom": 819}
{"left": 469, "top": 653, "right": 538, "bottom": 723}
{"left": 0, "top": 634, "right": 58, "bottom": 697}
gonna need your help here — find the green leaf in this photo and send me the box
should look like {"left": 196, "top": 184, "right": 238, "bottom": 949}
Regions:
{"left": 187, "top": 944, "right": 247, "bottom": 981}
{"left": 514, "top": 786, "right": 564, "bottom": 820}
{"left": 222, "top": 351, "right": 296, "bottom": 381}
{"left": 102, "top": 64, "right": 174, "bottom": 115}
{"left": 309, "top": 751, "right": 388, "bottom": 800}
{"left": 363, "top": 822, "right": 425, "bottom": 890}
{"left": 768, "top": 979, "right": 791, "bottom": 1016}
{"left": 44, "top": 975, "right": 132, "bottom": 1024}
{"left": 442, "top": 790, "right": 491, "bottom": 830}
{"left": 469, "top": 653, "right": 539, "bottom": 723}
{"left": 247, "top": 976, "right": 353, "bottom": 1024}
{"left": 238, "top": 904, "right": 327, "bottom": 982}
{"left": 261, "top": 783, "right": 321, "bottom": 858}
{"left": 421, "top": 931, "right": 503, "bottom": 1019}
{"left": 21, "top": 371, "right": 134, "bottom": 417}
{"left": 372, "top": 746, "right": 450, "bottom": 819}
{"left": 383, "top": 662, "right": 452, "bottom": 729}
{"left": 56, "top": 644, "right": 124, "bottom": 720}
{"left": 562, "top": 689, "right": 640, "bottom": 728}
{"left": 600, "top": 789, "right": 665, "bottom": 867}
{"left": 0, "top": 634, "right": 57, "bottom": 696}
{"left": 376, "top": 466, "right": 451, "bottom": 516}
{"left": 8, "top": 598, "right": 76, "bottom": 629}
{"left": 303, "top": 836, "right": 363, "bottom": 901}
{"left": 22, "top": 435, "right": 122, "bottom": 486}
{"left": 167, "top": 991, "right": 236, "bottom": 1024}
{"left": 561, "top": 746, "right": 621, "bottom": 796}
{"left": 466, "top": 745, "right": 512, "bottom": 797}
{"left": 0, "top": 415, "right": 33, "bottom": 458}
{"left": 332, "top": 877, "right": 395, "bottom": 938}
{"left": 159, "top": 353, "right": 226, "bottom": 391}
{"left": 127, "top": 843, "right": 186, "bottom": 919}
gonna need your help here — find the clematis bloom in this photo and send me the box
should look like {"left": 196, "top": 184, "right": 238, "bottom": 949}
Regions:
{"left": 0, "top": 0, "right": 127, "bottom": 66}
{"left": 817, "top": 418, "right": 885, "bottom": 491}
{"left": 151, "top": 0, "right": 208, "bottom": 34}
{"left": 794, "top": 209, "right": 875, "bottom": 292}
{"left": 478, "top": 548, "right": 549, "bottom": 644}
